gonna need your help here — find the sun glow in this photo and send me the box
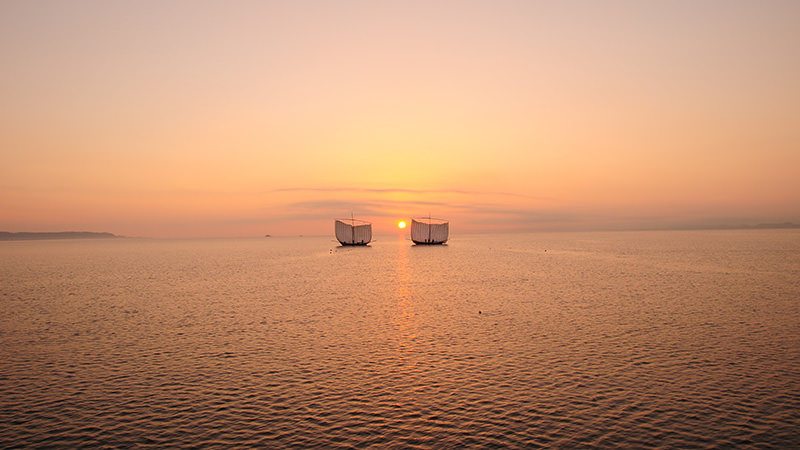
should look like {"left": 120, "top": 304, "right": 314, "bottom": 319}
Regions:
{"left": 398, "top": 221, "right": 407, "bottom": 229}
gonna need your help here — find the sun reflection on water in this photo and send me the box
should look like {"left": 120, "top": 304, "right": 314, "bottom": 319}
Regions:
{"left": 393, "top": 237, "right": 418, "bottom": 357}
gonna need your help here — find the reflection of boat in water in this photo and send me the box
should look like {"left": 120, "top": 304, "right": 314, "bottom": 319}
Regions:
{"left": 335, "top": 216, "right": 372, "bottom": 246}
{"left": 411, "top": 217, "right": 449, "bottom": 245}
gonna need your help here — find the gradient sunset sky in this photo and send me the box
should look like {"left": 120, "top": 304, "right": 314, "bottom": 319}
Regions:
{"left": 2, "top": 0, "right": 799, "bottom": 237}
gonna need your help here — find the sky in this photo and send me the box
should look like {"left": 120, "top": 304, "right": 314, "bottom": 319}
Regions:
{"left": 1, "top": 0, "right": 799, "bottom": 237}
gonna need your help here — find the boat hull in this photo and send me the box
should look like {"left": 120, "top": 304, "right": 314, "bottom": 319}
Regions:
{"left": 411, "top": 239, "right": 446, "bottom": 245}
{"left": 338, "top": 240, "right": 370, "bottom": 246}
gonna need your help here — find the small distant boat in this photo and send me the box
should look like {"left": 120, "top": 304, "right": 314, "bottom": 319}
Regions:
{"left": 411, "top": 217, "right": 449, "bottom": 245}
{"left": 335, "top": 216, "right": 372, "bottom": 246}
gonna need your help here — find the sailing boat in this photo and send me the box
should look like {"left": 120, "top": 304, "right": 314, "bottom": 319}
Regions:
{"left": 410, "top": 216, "right": 449, "bottom": 245}
{"left": 334, "top": 215, "right": 372, "bottom": 246}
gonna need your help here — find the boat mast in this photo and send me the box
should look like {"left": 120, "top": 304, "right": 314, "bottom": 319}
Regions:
{"left": 427, "top": 213, "right": 432, "bottom": 243}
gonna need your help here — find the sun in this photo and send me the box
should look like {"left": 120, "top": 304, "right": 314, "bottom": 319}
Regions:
{"left": 398, "top": 221, "right": 407, "bottom": 229}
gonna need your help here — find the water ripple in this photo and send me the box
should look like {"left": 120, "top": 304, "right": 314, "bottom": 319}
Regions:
{"left": 1, "top": 232, "right": 799, "bottom": 448}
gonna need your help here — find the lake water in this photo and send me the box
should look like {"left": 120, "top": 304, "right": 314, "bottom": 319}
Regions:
{"left": 1, "top": 230, "right": 798, "bottom": 448}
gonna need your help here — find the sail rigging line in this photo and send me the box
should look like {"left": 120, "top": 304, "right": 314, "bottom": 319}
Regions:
{"left": 428, "top": 213, "right": 432, "bottom": 243}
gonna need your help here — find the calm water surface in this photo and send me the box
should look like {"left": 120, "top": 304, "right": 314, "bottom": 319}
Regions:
{"left": 1, "top": 230, "right": 799, "bottom": 448}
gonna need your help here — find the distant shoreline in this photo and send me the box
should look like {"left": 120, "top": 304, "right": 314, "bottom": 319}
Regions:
{"left": 747, "top": 222, "right": 800, "bottom": 229}
{"left": 0, "top": 231, "right": 121, "bottom": 241}
{"left": 667, "top": 222, "right": 800, "bottom": 231}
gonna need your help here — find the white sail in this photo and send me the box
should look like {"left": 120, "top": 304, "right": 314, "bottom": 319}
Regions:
{"left": 410, "top": 218, "right": 449, "bottom": 244}
{"left": 335, "top": 219, "right": 372, "bottom": 245}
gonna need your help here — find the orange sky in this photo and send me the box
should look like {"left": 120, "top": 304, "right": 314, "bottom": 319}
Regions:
{"left": 2, "top": 1, "right": 799, "bottom": 237}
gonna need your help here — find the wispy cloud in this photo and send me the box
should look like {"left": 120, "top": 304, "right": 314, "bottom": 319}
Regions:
{"left": 273, "top": 186, "right": 551, "bottom": 200}
{"left": 260, "top": 186, "right": 568, "bottom": 231}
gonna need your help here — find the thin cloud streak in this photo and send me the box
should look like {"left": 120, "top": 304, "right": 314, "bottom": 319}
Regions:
{"left": 273, "top": 186, "right": 552, "bottom": 201}
{"left": 274, "top": 196, "right": 578, "bottom": 232}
